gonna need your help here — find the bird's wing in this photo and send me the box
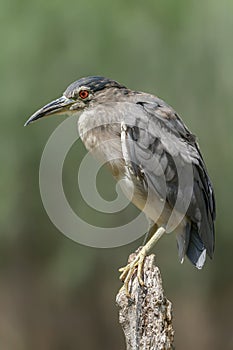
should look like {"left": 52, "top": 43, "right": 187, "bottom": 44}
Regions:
{"left": 120, "top": 98, "right": 215, "bottom": 263}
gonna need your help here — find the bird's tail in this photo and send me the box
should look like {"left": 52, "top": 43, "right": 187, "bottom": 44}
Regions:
{"left": 176, "top": 223, "right": 206, "bottom": 269}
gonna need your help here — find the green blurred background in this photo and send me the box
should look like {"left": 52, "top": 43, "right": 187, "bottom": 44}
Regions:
{"left": 1, "top": 0, "right": 233, "bottom": 349}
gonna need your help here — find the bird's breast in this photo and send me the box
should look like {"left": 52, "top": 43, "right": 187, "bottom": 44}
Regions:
{"left": 78, "top": 118, "right": 125, "bottom": 178}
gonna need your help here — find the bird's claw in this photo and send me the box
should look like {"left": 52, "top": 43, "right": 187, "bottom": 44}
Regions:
{"left": 119, "top": 227, "right": 166, "bottom": 297}
{"left": 119, "top": 247, "right": 146, "bottom": 297}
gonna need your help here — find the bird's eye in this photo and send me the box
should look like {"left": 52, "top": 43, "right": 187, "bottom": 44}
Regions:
{"left": 79, "top": 90, "right": 89, "bottom": 99}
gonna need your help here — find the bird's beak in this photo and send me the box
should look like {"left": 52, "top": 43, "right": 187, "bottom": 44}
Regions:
{"left": 24, "top": 95, "right": 74, "bottom": 126}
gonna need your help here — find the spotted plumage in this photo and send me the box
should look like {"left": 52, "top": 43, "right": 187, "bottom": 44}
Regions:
{"left": 25, "top": 76, "right": 215, "bottom": 270}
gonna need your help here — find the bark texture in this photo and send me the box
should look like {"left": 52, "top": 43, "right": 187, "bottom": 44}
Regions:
{"left": 116, "top": 254, "right": 174, "bottom": 350}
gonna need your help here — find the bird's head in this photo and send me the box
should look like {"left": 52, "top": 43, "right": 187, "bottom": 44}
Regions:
{"left": 24, "top": 76, "right": 127, "bottom": 126}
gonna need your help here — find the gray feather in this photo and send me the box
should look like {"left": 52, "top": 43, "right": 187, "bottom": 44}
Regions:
{"left": 121, "top": 97, "right": 215, "bottom": 266}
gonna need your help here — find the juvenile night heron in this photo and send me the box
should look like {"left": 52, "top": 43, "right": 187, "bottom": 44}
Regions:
{"left": 25, "top": 76, "right": 215, "bottom": 294}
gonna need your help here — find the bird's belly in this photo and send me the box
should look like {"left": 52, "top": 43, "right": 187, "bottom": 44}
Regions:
{"left": 119, "top": 175, "right": 187, "bottom": 234}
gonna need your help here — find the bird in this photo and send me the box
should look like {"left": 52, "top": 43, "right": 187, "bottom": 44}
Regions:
{"left": 25, "top": 76, "right": 215, "bottom": 295}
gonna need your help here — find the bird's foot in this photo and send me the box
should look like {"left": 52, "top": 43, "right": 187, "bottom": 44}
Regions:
{"left": 119, "top": 227, "right": 166, "bottom": 297}
{"left": 119, "top": 246, "right": 147, "bottom": 297}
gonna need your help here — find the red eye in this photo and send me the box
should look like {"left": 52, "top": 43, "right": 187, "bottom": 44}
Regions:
{"left": 79, "top": 90, "right": 89, "bottom": 99}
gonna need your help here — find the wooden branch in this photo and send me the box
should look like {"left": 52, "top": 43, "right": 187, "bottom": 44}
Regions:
{"left": 116, "top": 253, "right": 174, "bottom": 350}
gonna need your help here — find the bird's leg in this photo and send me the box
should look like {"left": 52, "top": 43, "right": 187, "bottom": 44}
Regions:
{"left": 119, "top": 226, "right": 166, "bottom": 296}
{"left": 142, "top": 221, "right": 158, "bottom": 245}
